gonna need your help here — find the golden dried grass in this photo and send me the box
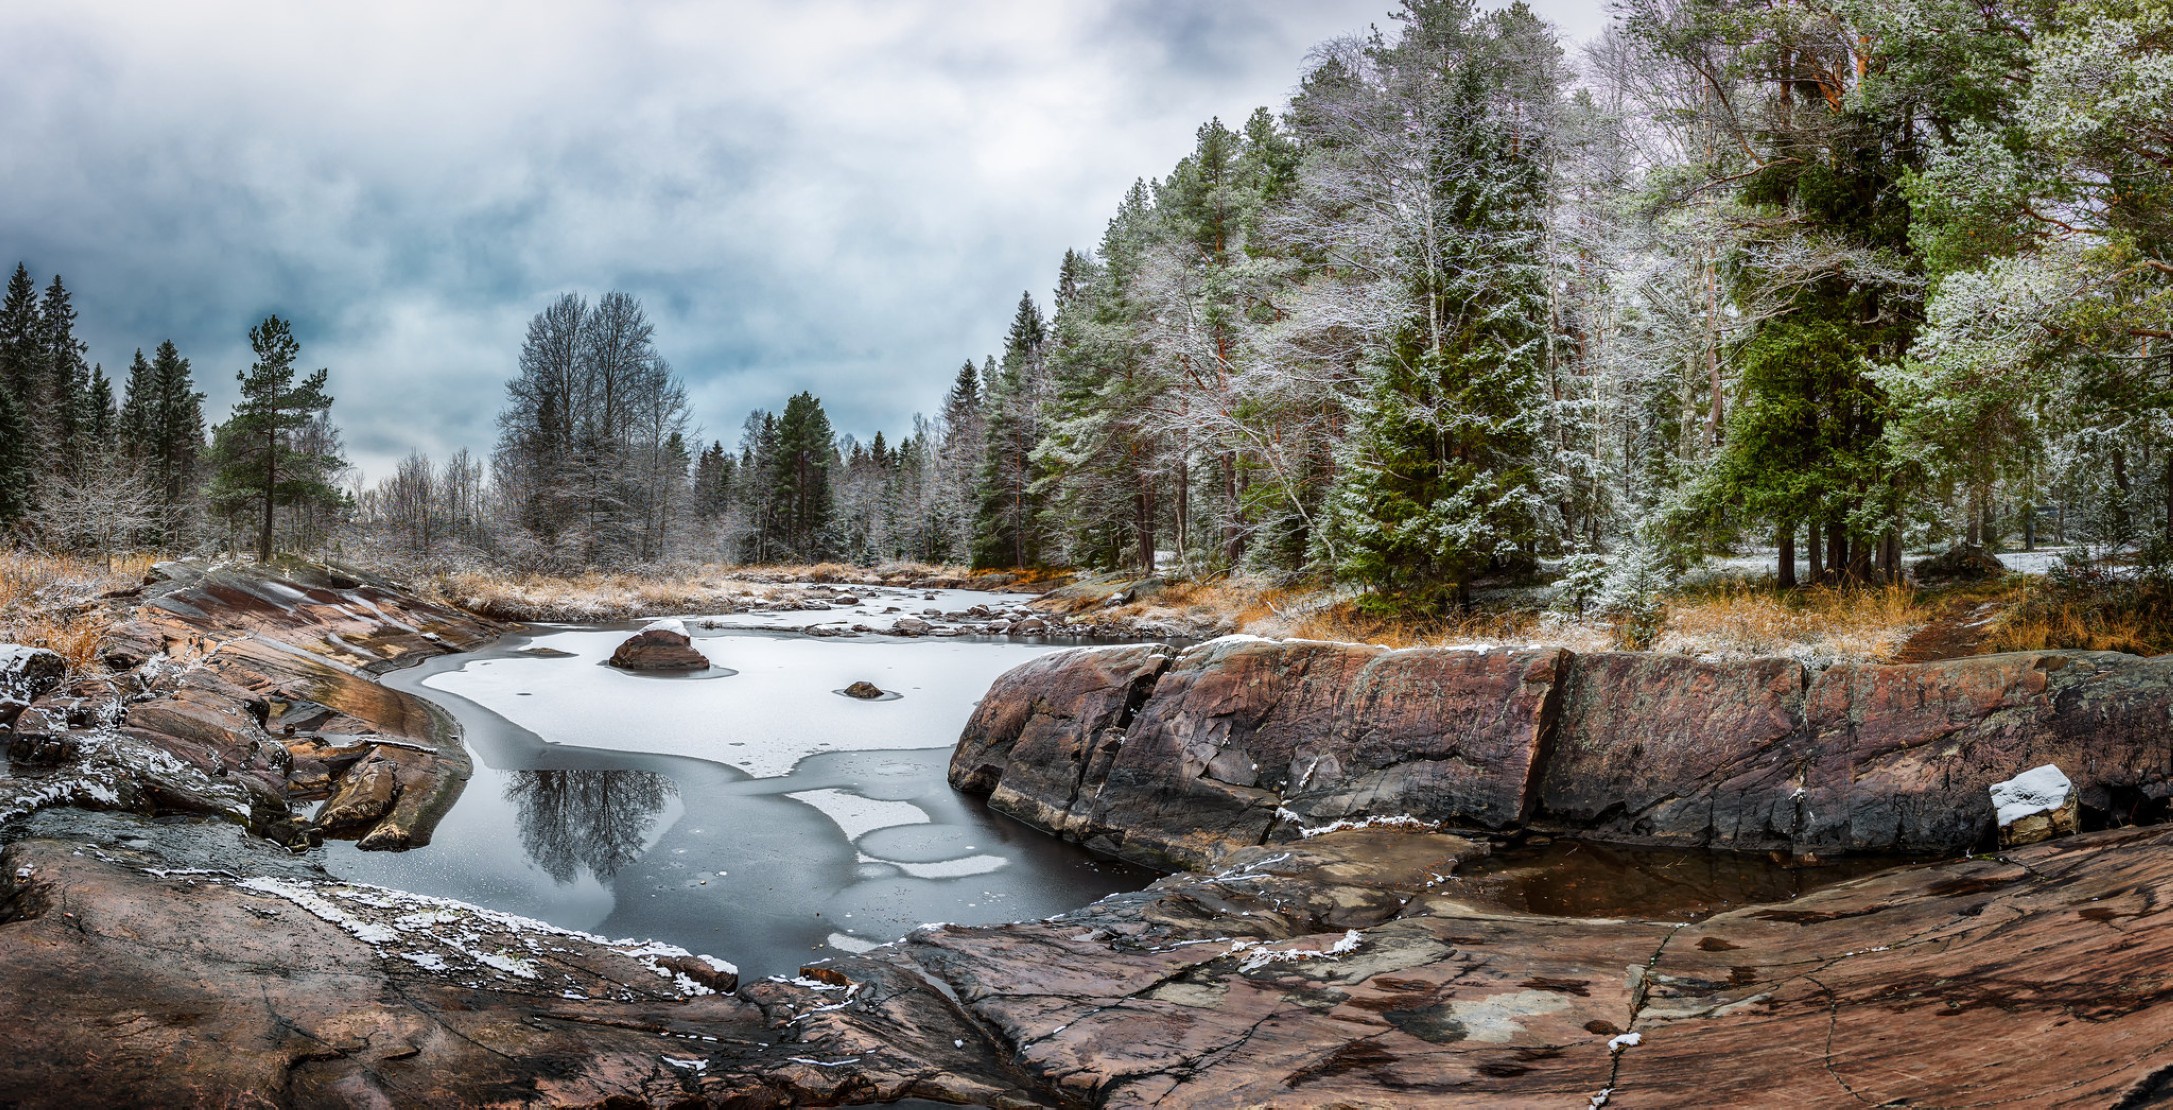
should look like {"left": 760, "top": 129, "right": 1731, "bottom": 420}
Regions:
{"left": 1653, "top": 583, "right": 1933, "bottom": 664}
{"left": 0, "top": 549, "right": 148, "bottom": 672}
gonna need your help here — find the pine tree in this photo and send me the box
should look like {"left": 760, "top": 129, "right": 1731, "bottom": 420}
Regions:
{"left": 209, "top": 316, "right": 338, "bottom": 561}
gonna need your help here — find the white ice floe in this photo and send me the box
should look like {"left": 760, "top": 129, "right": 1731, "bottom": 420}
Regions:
{"left": 643, "top": 618, "right": 689, "bottom": 636}
{"left": 1990, "top": 764, "right": 2072, "bottom": 827}
{"left": 893, "top": 854, "right": 1007, "bottom": 879}
{"left": 785, "top": 788, "right": 930, "bottom": 843}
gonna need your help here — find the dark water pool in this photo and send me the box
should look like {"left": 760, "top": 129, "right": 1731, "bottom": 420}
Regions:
{"left": 1454, "top": 838, "right": 1912, "bottom": 921}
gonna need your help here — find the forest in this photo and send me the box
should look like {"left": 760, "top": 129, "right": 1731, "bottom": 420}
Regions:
{"left": 0, "top": 0, "right": 2166, "bottom": 620}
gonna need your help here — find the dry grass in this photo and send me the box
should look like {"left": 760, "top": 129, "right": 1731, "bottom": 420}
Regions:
{"left": 433, "top": 569, "right": 787, "bottom": 623}
{"left": 1045, "top": 571, "right": 1951, "bottom": 664}
{"left": 1653, "top": 583, "right": 1936, "bottom": 665}
{"left": 1982, "top": 576, "right": 2173, "bottom": 656}
{"left": 0, "top": 550, "right": 151, "bottom": 672}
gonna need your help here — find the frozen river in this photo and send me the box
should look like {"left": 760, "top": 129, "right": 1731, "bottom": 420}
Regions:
{"left": 322, "top": 589, "right": 1151, "bottom": 980}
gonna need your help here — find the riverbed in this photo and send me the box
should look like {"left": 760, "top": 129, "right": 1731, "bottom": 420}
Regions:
{"left": 320, "top": 585, "right": 1153, "bottom": 980}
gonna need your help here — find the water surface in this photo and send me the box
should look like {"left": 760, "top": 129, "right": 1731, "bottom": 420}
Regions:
{"left": 323, "top": 595, "right": 1151, "bottom": 980}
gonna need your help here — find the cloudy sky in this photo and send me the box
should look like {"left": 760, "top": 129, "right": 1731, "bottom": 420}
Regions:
{"left": 1, "top": 1, "right": 1606, "bottom": 481}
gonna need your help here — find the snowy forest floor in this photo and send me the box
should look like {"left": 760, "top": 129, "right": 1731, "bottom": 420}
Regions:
{"left": 1039, "top": 562, "right": 2173, "bottom": 668}
{"left": 421, "top": 561, "right": 1061, "bottom": 623}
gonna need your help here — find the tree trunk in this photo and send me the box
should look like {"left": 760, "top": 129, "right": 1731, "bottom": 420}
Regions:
{"left": 1777, "top": 524, "right": 1796, "bottom": 590}
{"left": 1806, "top": 519, "right": 1822, "bottom": 586}
{"left": 1827, "top": 519, "right": 1847, "bottom": 582}
{"left": 1135, "top": 479, "right": 1157, "bottom": 573}
{"left": 1966, "top": 486, "right": 1982, "bottom": 547}
{"left": 1220, "top": 452, "right": 1244, "bottom": 567}
{"left": 2162, "top": 453, "right": 2173, "bottom": 544}
{"left": 259, "top": 426, "right": 276, "bottom": 563}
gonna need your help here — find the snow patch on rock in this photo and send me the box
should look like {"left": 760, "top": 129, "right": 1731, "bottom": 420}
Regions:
{"left": 1991, "top": 764, "right": 2072, "bottom": 827}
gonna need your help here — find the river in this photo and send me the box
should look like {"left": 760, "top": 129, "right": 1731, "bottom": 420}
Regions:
{"left": 320, "top": 584, "right": 1153, "bottom": 981}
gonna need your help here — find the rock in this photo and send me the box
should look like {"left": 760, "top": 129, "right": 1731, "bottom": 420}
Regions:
{"left": 842, "top": 681, "right": 886, "bottom": 699}
{"left": 957, "top": 638, "right": 1567, "bottom": 870}
{"left": 724, "top": 824, "right": 2173, "bottom": 1108}
{"left": 893, "top": 617, "right": 931, "bottom": 637}
{"left": 952, "top": 643, "right": 1177, "bottom": 827}
{"left": 1915, "top": 542, "right": 2008, "bottom": 581}
{"left": 4, "top": 731, "right": 74, "bottom": 766}
{"left": 832, "top": 595, "right": 860, "bottom": 606}
{"left": 0, "top": 645, "right": 66, "bottom": 726}
{"left": 1537, "top": 653, "right": 1808, "bottom": 850}
{"left": 1992, "top": 763, "right": 2079, "bottom": 847}
{"left": 604, "top": 626, "right": 709, "bottom": 671}
{"left": 962, "top": 638, "right": 2173, "bottom": 861}
{"left": 1012, "top": 617, "right": 1048, "bottom": 635}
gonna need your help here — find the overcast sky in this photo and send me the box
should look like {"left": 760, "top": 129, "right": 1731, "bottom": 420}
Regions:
{"left": 0, "top": 1, "right": 1607, "bottom": 481}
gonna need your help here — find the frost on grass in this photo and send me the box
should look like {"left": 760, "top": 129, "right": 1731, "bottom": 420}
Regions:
{"left": 220, "top": 874, "right": 735, "bottom": 999}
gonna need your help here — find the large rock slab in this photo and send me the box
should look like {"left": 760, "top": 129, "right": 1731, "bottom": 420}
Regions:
{"left": 962, "top": 638, "right": 1568, "bottom": 870}
{"left": 1081, "top": 637, "right": 1384, "bottom": 867}
{"left": 1537, "top": 652, "right": 1810, "bottom": 849}
{"left": 737, "top": 824, "right": 2173, "bottom": 1107}
{"left": 1797, "top": 652, "right": 2173, "bottom": 851}
{"left": 966, "top": 638, "right": 2173, "bottom": 861}
{"left": 950, "top": 642, "right": 1175, "bottom": 838}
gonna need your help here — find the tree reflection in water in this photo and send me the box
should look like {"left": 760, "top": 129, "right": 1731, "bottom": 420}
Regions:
{"left": 506, "top": 769, "right": 677, "bottom": 883}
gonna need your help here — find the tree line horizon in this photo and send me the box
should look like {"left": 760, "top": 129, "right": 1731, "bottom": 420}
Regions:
{"left": 1, "top": 0, "right": 2165, "bottom": 615}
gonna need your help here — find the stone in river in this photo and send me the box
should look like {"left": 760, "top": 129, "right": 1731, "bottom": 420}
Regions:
{"left": 843, "top": 681, "right": 886, "bottom": 699}
{"left": 605, "top": 620, "right": 709, "bottom": 671}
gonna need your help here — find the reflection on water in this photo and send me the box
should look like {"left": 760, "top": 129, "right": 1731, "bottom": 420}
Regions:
{"left": 1454, "top": 839, "right": 1911, "bottom": 922}
{"left": 322, "top": 616, "right": 1154, "bottom": 980}
{"left": 507, "top": 769, "right": 676, "bottom": 883}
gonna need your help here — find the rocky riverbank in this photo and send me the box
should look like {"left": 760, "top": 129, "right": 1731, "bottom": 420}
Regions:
{"left": 953, "top": 637, "right": 2173, "bottom": 869}
{"left": 3, "top": 567, "right": 2171, "bottom": 1106}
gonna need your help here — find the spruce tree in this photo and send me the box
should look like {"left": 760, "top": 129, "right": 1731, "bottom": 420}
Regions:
{"left": 1320, "top": 20, "right": 1559, "bottom": 612}
{"left": 37, "top": 275, "right": 90, "bottom": 475}
{"left": 770, "top": 392, "right": 835, "bottom": 560}
{"left": 0, "top": 265, "right": 39, "bottom": 421}
{"left": 0, "top": 381, "right": 29, "bottom": 527}
{"left": 973, "top": 293, "right": 1049, "bottom": 568}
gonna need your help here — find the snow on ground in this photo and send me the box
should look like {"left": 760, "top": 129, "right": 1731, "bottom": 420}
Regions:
{"left": 1685, "top": 545, "right": 2079, "bottom": 582}
{"left": 695, "top": 584, "right": 1040, "bottom": 634}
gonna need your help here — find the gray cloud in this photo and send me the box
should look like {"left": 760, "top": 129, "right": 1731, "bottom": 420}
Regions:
{"left": 0, "top": 0, "right": 1606, "bottom": 480}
